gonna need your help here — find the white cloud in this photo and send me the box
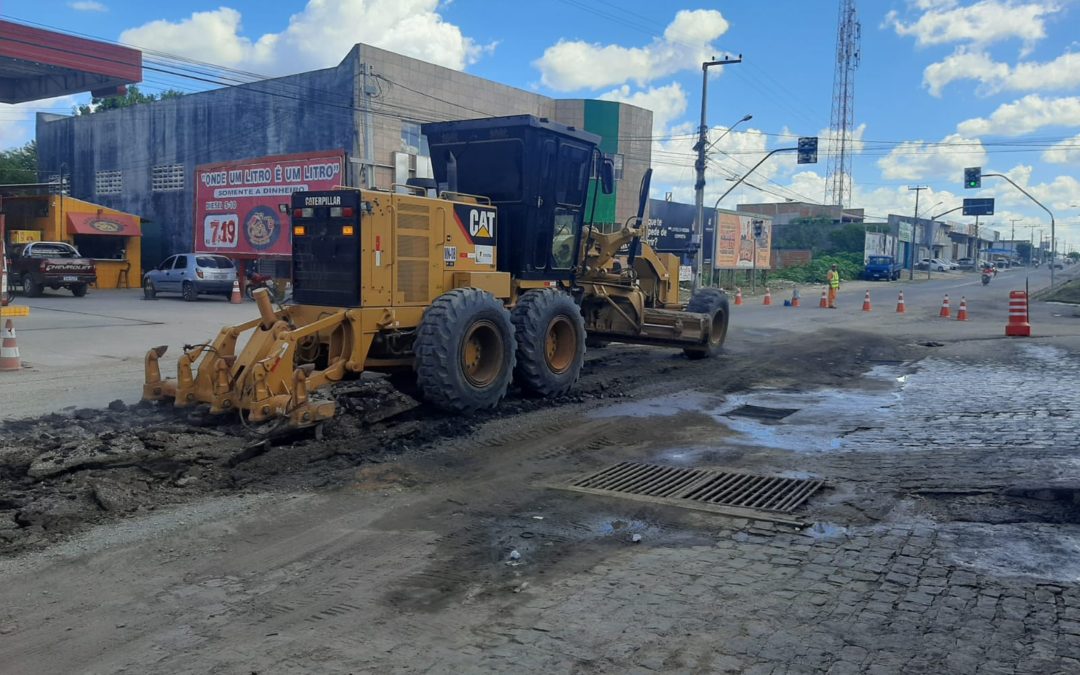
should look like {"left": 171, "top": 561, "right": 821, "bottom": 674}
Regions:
{"left": 0, "top": 95, "right": 81, "bottom": 151}
{"left": 1042, "top": 133, "right": 1080, "bottom": 164}
{"left": 533, "top": 9, "right": 730, "bottom": 91}
{"left": 877, "top": 133, "right": 988, "bottom": 181}
{"left": 119, "top": 0, "right": 488, "bottom": 75}
{"left": 598, "top": 83, "right": 687, "bottom": 133}
{"left": 885, "top": 0, "right": 1059, "bottom": 49}
{"left": 957, "top": 95, "right": 1080, "bottom": 135}
{"left": 924, "top": 48, "right": 1080, "bottom": 96}
{"left": 69, "top": 1, "right": 107, "bottom": 11}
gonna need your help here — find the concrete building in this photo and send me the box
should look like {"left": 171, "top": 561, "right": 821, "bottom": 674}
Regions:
{"left": 736, "top": 202, "right": 864, "bottom": 225}
{"left": 36, "top": 43, "right": 651, "bottom": 269}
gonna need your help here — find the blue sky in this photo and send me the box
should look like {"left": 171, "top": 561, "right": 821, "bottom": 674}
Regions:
{"left": 3, "top": 1, "right": 1079, "bottom": 247}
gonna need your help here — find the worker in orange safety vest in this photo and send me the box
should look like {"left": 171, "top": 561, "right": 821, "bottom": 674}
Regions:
{"left": 826, "top": 264, "right": 840, "bottom": 308}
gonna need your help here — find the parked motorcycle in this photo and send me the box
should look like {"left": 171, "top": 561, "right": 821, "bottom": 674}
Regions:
{"left": 244, "top": 272, "right": 284, "bottom": 302}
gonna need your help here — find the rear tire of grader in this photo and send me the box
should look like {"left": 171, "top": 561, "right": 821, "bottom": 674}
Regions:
{"left": 414, "top": 288, "right": 516, "bottom": 412}
{"left": 511, "top": 289, "right": 586, "bottom": 397}
{"left": 683, "top": 288, "right": 730, "bottom": 360}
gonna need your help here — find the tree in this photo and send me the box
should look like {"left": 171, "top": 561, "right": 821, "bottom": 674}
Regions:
{"left": 826, "top": 223, "right": 868, "bottom": 254}
{"left": 74, "top": 86, "right": 183, "bottom": 115}
{"left": 1068, "top": 251, "right": 1079, "bottom": 262}
{"left": 773, "top": 217, "right": 833, "bottom": 252}
{"left": 1016, "top": 242, "right": 1032, "bottom": 263}
{"left": 0, "top": 140, "right": 38, "bottom": 184}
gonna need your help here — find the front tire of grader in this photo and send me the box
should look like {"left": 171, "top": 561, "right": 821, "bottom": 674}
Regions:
{"left": 414, "top": 288, "right": 516, "bottom": 412}
{"left": 511, "top": 289, "right": 586, "bottom": 397}
{"left": 683, "top": 288, "right": 730, "bottom": 360}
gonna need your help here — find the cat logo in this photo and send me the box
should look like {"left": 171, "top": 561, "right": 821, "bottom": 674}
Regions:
{"left": 470, "top": 209, "right": 494, "bottom": 239}
{"left": 452, "top": 204, "right": 497, "bottom": 245}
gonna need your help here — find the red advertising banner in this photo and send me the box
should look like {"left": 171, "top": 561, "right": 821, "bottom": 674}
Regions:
{"left": 194, "top": 150, "right": 345, "bottom": 257}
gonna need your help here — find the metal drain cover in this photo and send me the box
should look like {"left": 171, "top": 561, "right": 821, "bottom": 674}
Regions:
{"left": 562, "top": 462, "right": 825, "bottom": 526}
{"left": 728, "top": 405, "right": 799, "bottom": 420}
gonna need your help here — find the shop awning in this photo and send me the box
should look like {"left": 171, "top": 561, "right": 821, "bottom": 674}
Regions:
{"left": 67, "top": 212, "right": 140, "bottom": 237}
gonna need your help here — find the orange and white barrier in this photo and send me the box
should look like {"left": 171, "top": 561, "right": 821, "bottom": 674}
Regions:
{"left": 1006, "top": 290, "right": 1031, "bottom": 337}
{"left": 819, "top": 287, "right": 828, "bottom": 308}
{"left": 734, "top": 287, "right": 743, "bottom": 306}
{"left": 862, "top": 290, "right": 872, "bottom": 312}
{"left": 0, "top": 320, "right": 20, "bottom": 372}
{"left": 791, "top": 288, "right": 801, "bottom": 308}
{"left": 230, "top": 280, "right": 243, "bottom": 304}
{"left": 956, "top": 297, "right": 968, "bottom": 321}
{"left": 939, "top": 294, "right": 951, "bottom": 318}
{"left": 896, "top": 291, "right": 905, "bottom": 313}
{"left": 763, "top": 288, "right": 772, "bottom": 306}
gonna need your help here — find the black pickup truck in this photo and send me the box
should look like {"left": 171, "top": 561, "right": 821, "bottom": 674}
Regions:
{"left": 5, "top": 241, "right": 97, "bottom": 297}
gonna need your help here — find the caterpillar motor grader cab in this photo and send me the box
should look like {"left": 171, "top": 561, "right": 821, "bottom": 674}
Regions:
{"left": 143, "top": 115, "right": 728, "bottom": 429}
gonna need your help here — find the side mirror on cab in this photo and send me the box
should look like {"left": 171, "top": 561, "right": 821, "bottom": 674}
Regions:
{"left": 600, "top": 158, "right": 615, "bottom": 195}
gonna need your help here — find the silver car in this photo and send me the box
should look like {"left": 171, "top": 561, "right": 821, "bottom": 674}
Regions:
{"left": 142, "top": 253, "right": 237, "bottom": 301}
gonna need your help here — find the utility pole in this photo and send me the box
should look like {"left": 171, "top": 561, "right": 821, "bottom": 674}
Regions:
{"left": 692, "top": 55, "right": 742, "bottom": 293}
{"left": 908, "top": 186, "right": 927, "bottom": 280}
{"left": 1009, "top": 218, "right": 1021, "bottom": 259}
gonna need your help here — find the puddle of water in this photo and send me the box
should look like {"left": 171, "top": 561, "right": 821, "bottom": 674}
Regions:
{"left": 595, "top": 365, "right": 906, "bottom": 454}
{"left": 649, "top": 446, "right": 743, "bottom": 465}
{"left": 941, "top": 523, "right": 1080, "bottom": 582}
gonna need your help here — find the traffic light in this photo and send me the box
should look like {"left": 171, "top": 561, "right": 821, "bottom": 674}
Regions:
{"left": 797, "top": 137, "right": 818, "bottom": 164}
{"left": 964, "top": 167, "right": 981, "bottom": 189}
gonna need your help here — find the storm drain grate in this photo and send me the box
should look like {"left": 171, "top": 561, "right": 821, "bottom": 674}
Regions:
{"left": 727, "top": 405, "right": 799, "bottom": 420}
{"left": 563, "top": 462, "right": 825, "bottom": 526}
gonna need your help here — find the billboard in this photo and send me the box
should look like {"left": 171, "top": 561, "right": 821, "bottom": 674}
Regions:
{"left": 714, "top": 211, "right": 771, "bottom": 269}
{"left": 645, "top": 199, "right": 715, "bottom": 265}
{"left": 194, "top": 150, "right": 345, "bottom": 257}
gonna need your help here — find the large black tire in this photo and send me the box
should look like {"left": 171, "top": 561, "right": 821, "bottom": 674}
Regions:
{"left": 511, "top": 289, "right": 586, "bottom": 397}
{"left": 414, "top": 288, "right": 515, "bottom": 412}
{"left": 143, "top": 278, "right": 157, "bottom": 300}
{"left": 71, "top": 283, "right": 88, "bottom": 297}
{"left": 182, "top": 281, "right": 197, "bottom": 302}
{"left": 683, "top": 288, "right": 730, "bottom": 360}
{"left": 22, "top": 274, "right": 42, "bottom": 298}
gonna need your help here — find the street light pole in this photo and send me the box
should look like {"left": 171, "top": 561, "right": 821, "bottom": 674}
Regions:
{"left": 980, "top": 172, "right": 1056, "bottom": 287}
{"left": 692, "top": 55, "right": 742, "bottom": 293}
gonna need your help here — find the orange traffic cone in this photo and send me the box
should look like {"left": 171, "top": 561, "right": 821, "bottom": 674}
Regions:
{"left": 791, "top": 288, "right": 801, "bottom": 308}
{"left": 956, "top": 297, "right": 968, "bottom": 321}
{"left": 862, "top": 290, "right": 872, "bottom": 312}
{"left": 230, "top": 280, "right": 242, "bottom": 304}
{"left": 819, "top": 287, "right": 828, "bottom": 308}
{"left": 939, "top": 294, "right": 951, "bottom": 318}
{"left": 763, "top": 288, "right": 772, "bottom": 306}
{"left": 0, "top": 320, "right": 20, "bottom": 372}
{"left": 734, "top": 287, "right": 743, "bottom": 306}
{"left": 896, "top": 290, "right": 906, "bottom": 313}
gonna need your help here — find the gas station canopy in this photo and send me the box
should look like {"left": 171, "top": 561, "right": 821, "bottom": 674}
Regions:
{"left": 0, "top": 20, "right": 141, "bottom": 104}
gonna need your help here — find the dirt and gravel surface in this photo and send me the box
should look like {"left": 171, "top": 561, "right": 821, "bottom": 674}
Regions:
{"left": 0, "top": 324, "right": 898, "bottom": 557}
{"left": 4, "top": 268, "right": 1080, "bottom": 673}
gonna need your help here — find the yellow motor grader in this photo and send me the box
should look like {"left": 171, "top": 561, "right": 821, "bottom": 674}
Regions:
{"left": 143, "top": 115, "right": 729, "bottom": 428}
